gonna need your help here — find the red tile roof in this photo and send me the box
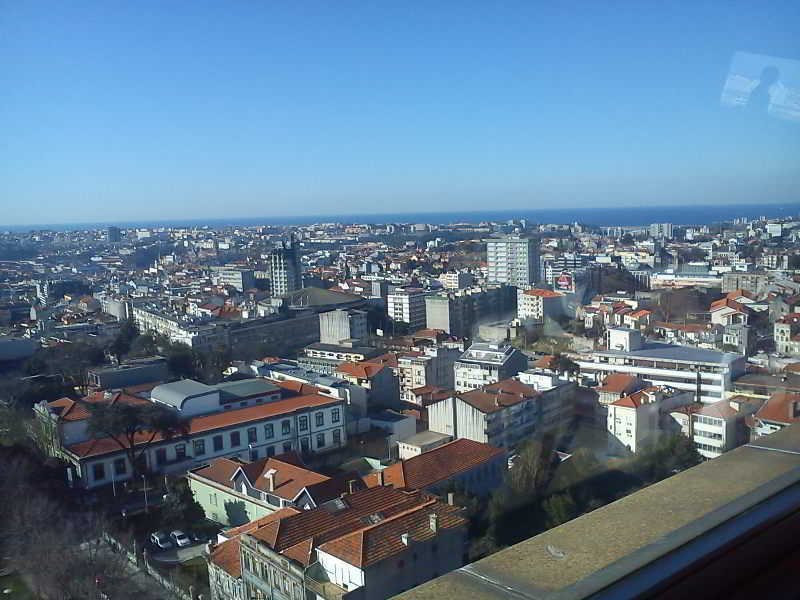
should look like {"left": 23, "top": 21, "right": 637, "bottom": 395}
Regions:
{"left": 363, "top": 439, "right": 505, "bottom": 491}
{"left": 755, "top": 391, "right": 800, "bottom": 426}
{"left": 595, "top": 373, "right": 640, "bottom": 394}
{"left": 65, "top": 393, "right": 342, "bottom": 459}
{"left": 336, "top": 362, "right": 385, "bottom": 379}
{"left": 610, "top": 387, "right": 659, "bottom": 409}
{"left": 456, "top": 378, "right": 539, "bottom": 414}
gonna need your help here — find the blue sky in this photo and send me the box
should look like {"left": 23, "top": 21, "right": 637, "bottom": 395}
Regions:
{"left": 2, "top": 1, "right": 799, "bottom": 225}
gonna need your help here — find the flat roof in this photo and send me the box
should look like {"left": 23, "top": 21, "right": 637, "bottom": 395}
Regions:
{"left": 593, "top": 342, "right": 741, "bottom": 366}
{"left": 399, "top": 431, "right": 452, "bottom": 447}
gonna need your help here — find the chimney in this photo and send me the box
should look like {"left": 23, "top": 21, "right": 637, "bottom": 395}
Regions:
{"left": 401, "top": 533, "right": 409, "bottom": 546}
{"left": 429, "top": 513, "right": 438, "bottom": 533}
{"left": 265, "top": 468, "right": 277, "bottom": 492}
{"left": 447, "top": 492, "right": 455, "bottom": 506}
{"left": 348, "top": 479, "right": 357, "bottom": 494}
{"left": 376, "top": 470, "right": 384, "bottom": 486}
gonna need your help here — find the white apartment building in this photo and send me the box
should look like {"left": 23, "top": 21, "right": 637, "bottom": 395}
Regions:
{"left": 438, "top": 271, "right": 474, "bottom": 290}
{"left": 428, "top": 375, "right": 574, "bottom": 448}
{"left": 397, "top": 346, "right": 460, "bottom": 402}
{"left": 577, "top": 328, "right": 746, "bottom": 404}
{"left": 690, "top": 397, "right": 761, "bottom": 459}
{"left": 649, "top": 222, "right": 673, "bottom": 239}
{"left": 486, "top": 236, "right": 539, "bottom": 288}
{"left": 387, "top": 288, "right": 427, "bottom": 331}
{"left": 517, "top": 288, "right": 565, "bottom": 324}
{"left": 454, "top": 342, "right": 529, "bottom": 392}
{"left": 774, "top": 313, "right": 800, "bottom": 356}
{"left": 606, "top": 387, "right": 693, "bottom": 454}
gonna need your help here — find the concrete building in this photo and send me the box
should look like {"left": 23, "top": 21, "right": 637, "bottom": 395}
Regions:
{"left": 438, "top": 271, "right": 474, "bottom": 290}
{"left": 394, "top": 346, "right": 460, "bottom": 403}
{"left": 774, "top": 313, "right": 800, "bottom": 356}
{"left": 213, "top": 267, "right": 256, "bottom": 292}
{"left": 649, "top": 223, "right": 673, "bottom": 240}
{"left": 453, "top": 342, "right": 528, "bottom": 393}
{"left": 319, "top": 309, "right": 368, "bottom": 345}
{"left": 269, "top": 239, "right": 301, "bottom": 297}
{"left": 753, "top": 391, "right": 800, "bottom": 439}
{"left": 300, "top": 342, "right": 382, "bottom": 375}
{"left": 690, "top": 396, "right": 762, "bottom": 459}
{"left": 105, "top": 226, "right": 122, "bottom": 242}
{"left": 428, "top": 376, "right": 573, "bottom": 449}
{"left": 87, "top": 356, "right": 168, "bottom": 389}
{"left": 425, "top": 285, "right": 516, "bottom": 339}
{"left": 226, "top": 486, "right": 467, "bottom": 600}
{"left": 397, "top": 431, "right": 452, "bottom": 460}
{"left": 388, "top": 288, "right": 427, "bottom": 332}
{"left": 517, "top": 288, "right": 565, "bottom": 324}
{"left": 486, "top": 236, "right": 539, "bottom": 288}
{"left": 577, "top": 328, "right": 746, "bottom": 404}
{"left": 606, "top": 387, "right": 693, "bottom": 454}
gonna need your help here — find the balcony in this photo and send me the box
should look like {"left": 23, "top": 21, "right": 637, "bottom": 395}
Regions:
{"left": 395, "top": 423, "right": 800, "bottom": 600}
{"left": 305, "top": 564, "right": 361, "bottom": 600}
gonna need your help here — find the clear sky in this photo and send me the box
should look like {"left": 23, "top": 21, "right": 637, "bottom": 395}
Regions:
{"left": 2, "top": 1, "right": 799, "bottom": 226}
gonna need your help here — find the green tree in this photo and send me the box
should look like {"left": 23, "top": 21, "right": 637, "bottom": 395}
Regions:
{"left": 552, "top": 353, "right": 580, "bottom": 378}
{"left": 86, "top": 401, "right": 187, "bottom": 480}
{"left": 167, "top": 348, "right": 198, "bottom": 379}
{"left": 109, "top": 319, "right": 139, "bottom": 359}
{"left": 542, "top": 491, "right": 578, "bottom": 529}
{"left": 160, "top": 478, "right": 206, "bottom": 530}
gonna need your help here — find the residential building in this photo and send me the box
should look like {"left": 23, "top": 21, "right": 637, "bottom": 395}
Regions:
{"left": 364, "top": 438, "right": 506, "bottom": 496}
{"left": 336, "top": 361, "right": 399, "bottom": 407}
{"left": 691, "top": 396, "right": 763, "bottom": 459}
{"left": 577, "top": 328, "right": 746, "bottom": 404}
{"left": 212, "top": 268, "right": 256, "bottom": 293}
{"left": 774, "top": 313, "right": 800, "bottom": 356}
{"left": 319, "top": 309, "right": 368, "bottom": 345}
{"left": 438, "top": 271, "right": 474, "bottom": 290}
{"left": 723, "top": 324, "right": 753, "bottom": 356}
{"left": 380, "top": 346, "right": 460, "bottom": 403}
{"left": 424, "top": 285, "right": 516, "bottom": 339}
{"left": 105, "top": 226, "right": 122, "bottom": 242}
{"left": 428, "top": 376, "right": 574, "bottom": 448}
{"left": 188, "top": 453, "right": 353, "bottom": 526}
{"left": 387, "top": 288, "right": 427, "bottom": 332}
{"left": 752, "top": 391, "right": 800, "bottom": 439}
{"left": 228, "top": 486, "right": 467, "bottom": 600}
{"left": 606, "top": 387, "right": 693, "bottom": 454}
{"left": 486, "top": 236, "right": 539, "bottom": 287}
{"left": 453, "top": 342, "right": 528, "bottom": 392}
{"left": 709, "top": 298, "right": 751, "bottom": 326}
{"left": 649, "top": 223, "right": 673, "bottom": 240}
{"left": 516, "top": 288, "right": 565, "bottom": 324}
{"left": 41, "top": 392, "right": 347, "bottom": 489}
{"left": 269, "top": 239, "right": 302, "bottom": 297}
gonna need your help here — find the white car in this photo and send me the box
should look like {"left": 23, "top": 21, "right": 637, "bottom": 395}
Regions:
{"left": 150, "top": 531, "right": 171, "bottom": 549}
{"left": 170, "top": 530, "right": 192, "bottom": 548}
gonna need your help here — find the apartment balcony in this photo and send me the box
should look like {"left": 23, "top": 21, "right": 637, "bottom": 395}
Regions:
{"left": 305, "top": 564, "right": 362, "bottom": 600}
{"left": 395, "top": 423, "right": 800, "bottom": 600}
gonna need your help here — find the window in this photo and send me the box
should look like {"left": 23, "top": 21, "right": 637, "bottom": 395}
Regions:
{"left": 299, "top": 415, "right": 308, "bottom": 431}
{"left": 193, "top": 439, "right": 206, "bottom": 456}
{"left": 283, "top": 442, "right": 292, "bottom": 453}
{"left": 316, "top": 433, "right": 325, "bottom": 448}
{"left": 210, "top": 492, "right": 217, "bottom": 506}
{"left": 213, "top": 435, "right": 223, "bottom": 451}
{"left": 333, "top": 429, "right": 341, "bottom": 445}
{"left": 92, "top": 463, "right": 105, "bottom": 481}
{"left": 267, "top": 445, "right": 275, "bottom": 457}
{"left": 264, "top": 424, "right": 274, "bottom": 439}
{"left": 332, "top": 408, "right": 340, "bottom": 423}
{"left": 315, "top": 412, "right": 324, "bottom": 427}
{"left": 156, "top": 448, "right": 167, "bottom": 465}
{"left": 113, "top": 458, "right": 126, "bottom": 475}
{"left": 230, "top": 431, "right": 241, "bottom": 447}
{"left": 300, "top": 438, "right": 310, "bottom": 453}
{"left": 247, "top": 427, "right": 257, "bottom": 443}
{"left": 282, "top": 420, "right": 290, "bottom": 435}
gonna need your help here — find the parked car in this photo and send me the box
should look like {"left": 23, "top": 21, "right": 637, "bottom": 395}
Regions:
{"left": 150, "top": 531, "right": 171, "bottom": 549}
{"left": 170, "top": 530, "right": 191, "bottom": 548}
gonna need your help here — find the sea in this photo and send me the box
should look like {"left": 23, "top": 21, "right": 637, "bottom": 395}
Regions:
{"left": 4, "top": 202, "right": 799, "bottom": 232}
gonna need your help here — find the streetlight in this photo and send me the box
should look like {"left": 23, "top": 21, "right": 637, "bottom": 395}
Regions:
{"left": 142, "top": 475, "right": 148, "bottom": 513}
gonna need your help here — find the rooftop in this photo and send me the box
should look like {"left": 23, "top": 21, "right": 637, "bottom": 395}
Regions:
{"left": 592, "top": 341, "right": 741, "bottom": 366}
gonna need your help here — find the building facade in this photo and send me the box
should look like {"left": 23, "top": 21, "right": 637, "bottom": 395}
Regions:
{"left": 453, "top": 342, "right": 528, "bottom": 393}
{"left": 486, "top": 236, "right": 539, "bottom": 288}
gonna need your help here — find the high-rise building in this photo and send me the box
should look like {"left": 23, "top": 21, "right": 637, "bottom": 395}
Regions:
{"left": 387, "top": 288, "right": 427, "bottom": 332}
{"left": 319, "top": 308, "right": 369, "bottom": 345}
{"left": 105, "top": 226, "right": 122, "bottom": 243}
{"left": 486, "top": 236, "right": 539, "bottom": 288}
{"left": 269, "top": 238, "right": 301, "bottom": 297}
{"left": 649, "top": 223, "right": 673, "bottom": 240}
{"left": 425, "top": 285, "right": 516, "bottom": 339}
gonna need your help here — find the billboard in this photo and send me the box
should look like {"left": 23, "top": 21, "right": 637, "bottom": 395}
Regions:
{"left": 556, "top": 271, "right": 575, "bottom": 294}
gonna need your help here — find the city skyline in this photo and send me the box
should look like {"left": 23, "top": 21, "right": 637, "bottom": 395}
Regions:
{"left": 3, "top": 1, "right": 799, "bottom": 225}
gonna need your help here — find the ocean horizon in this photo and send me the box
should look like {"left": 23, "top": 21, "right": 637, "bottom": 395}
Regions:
{"left": 3, "top": 202, "right": 799, "bottom": 233}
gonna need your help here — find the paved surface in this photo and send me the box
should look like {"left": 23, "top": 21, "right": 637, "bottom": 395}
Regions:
{"left": 150, "top": 543, "right": 207, "bottom": 564}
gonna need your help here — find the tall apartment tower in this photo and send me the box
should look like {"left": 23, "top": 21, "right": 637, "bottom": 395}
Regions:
{"left": 486, "top": 236, "right": 539, "bottom": 288}
{"left": 269, "top": 237, "right": 301, "bottom": 296}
